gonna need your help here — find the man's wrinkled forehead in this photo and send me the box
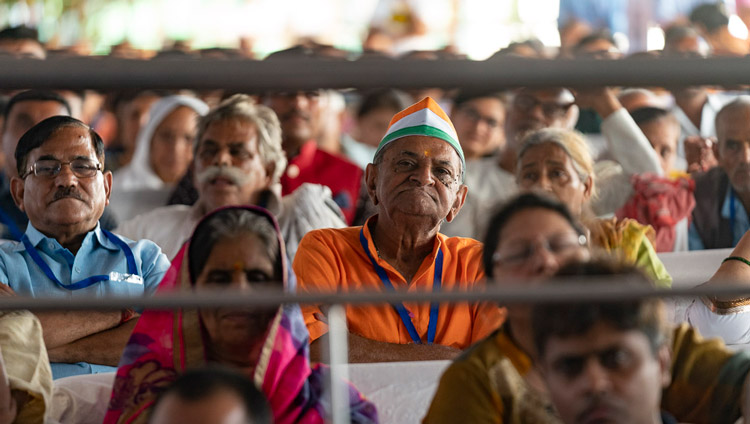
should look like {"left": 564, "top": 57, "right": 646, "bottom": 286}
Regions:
{"left": 386, "top": 136, "right": 461, "bottom": 165}
{"left": 515, "top": 87, "right": 575, "bottom": 104}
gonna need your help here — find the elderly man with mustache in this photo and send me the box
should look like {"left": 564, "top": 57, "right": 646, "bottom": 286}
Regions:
{"left": 691, "top": 97, "right": 750, "bottom": 249}
{"left": 1, "top": 115, "right": 170, "bottom": 379}
{"left": 116, "top": 94, "right": 345, "bottom": 261}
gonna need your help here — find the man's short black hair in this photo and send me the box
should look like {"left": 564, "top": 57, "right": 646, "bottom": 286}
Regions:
{"left": 573, "top": 30, "right": 617, "bottom": 53}
{"left": 482, "top": 193, "right": 585, "bottom": 279}
{"left": 690, "top": 2, "right": 730, "bottom": 34}
{"left": 151, "top": 367, "right": 272, "bottom": 424}
{"left": 0, "top": 25, "right": 39, "bottom": 43}
{"left": 4, "top": 90, "right": 72, "bottom": 122}
{"left": 629, "top": 106, "right": 675, "bottom": 127}
{"left": 356, "top": 89, "right": 410, "bottom": 119}
{"left": 15, "top": 115, "right": 104, "bottom": 177}
{"left": 532, "top": 259, "right": 667, "bottom": 357}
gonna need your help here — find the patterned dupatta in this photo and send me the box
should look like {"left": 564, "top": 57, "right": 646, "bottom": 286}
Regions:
{"left": 103, "top": 206, "right": 377, "bottom": 424}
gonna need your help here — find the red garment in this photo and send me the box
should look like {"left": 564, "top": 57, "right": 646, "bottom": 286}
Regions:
{"left": 281, "top": 141, "right": 363, "bottom": 224}
{"left": 616, "top": 173, "right": 695, "bottom": 252}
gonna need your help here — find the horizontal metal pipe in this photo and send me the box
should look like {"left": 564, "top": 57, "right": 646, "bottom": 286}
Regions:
{"left": 0, "top": 56, "right": 749, "bottom": 90}
{"left": 0, "top": 278, "right": 745, "bottom": 311}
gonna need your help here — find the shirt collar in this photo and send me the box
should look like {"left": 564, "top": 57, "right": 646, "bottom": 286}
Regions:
{"left": 361, "top": 215, "right": 444, "bottom": 266}
{"left": 23, "top": 221, "right": 118, "bottom": 252}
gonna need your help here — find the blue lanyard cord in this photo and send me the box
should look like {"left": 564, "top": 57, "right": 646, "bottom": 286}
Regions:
{"left": 359, "top": 228, "right": 441, "bottom": 344}
{"left": 21, "top": 229, "right": 138, "bottom": 291}
{"left": 730, "top": 189, "right": 736, "bottom": 240}
{"left": 0, "top": 207, "right": 23, "bottom": 241}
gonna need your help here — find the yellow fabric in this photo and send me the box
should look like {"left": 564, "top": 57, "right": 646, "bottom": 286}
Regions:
{"left": 0, "top": 310, "right": 52, "bottom": 424}
{"left": 587, "top": 217, "right": 672, "bottom": 288}
{"left": 423, "top": 324, "right": 746, "bottom": 424}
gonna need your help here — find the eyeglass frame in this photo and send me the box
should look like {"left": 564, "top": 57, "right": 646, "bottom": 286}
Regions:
{"left": 21, "top": 158, "right": 103, "bottom": 179}
{"left": 492, "top": 232, "right": 588, "bottom": 268}
{"left": 512, "top": 94, "right": 576, "bottom": 119}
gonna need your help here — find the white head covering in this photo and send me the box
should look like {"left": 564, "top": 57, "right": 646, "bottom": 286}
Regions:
{"left": 110, "top": 95, "right": 208, "bottom": 222}
{"left": 114, "top": 95, "right": 209, "bottom": 191}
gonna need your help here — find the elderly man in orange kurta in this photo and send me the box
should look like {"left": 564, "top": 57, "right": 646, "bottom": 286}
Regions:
{"left": 294, "top": 97, "right": 505, "bottom": 363}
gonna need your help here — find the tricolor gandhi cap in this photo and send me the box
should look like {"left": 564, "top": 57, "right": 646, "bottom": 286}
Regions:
{"left": 375, "top": 96, "right": 465, "bottom": 181}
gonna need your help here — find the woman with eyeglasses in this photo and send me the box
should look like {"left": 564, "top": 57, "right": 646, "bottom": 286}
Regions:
{"left": 424, "top": 192, "right": 750, "bottom": 424}
{"left": 515, "top": 127, "right": 672, "bottom": 287}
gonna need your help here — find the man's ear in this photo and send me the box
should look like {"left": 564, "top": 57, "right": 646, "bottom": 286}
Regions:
{"left": 365, "top": 163, "right": 379, "bottom": 206}
{"left": 658, "top": 344, "right": 671, "bottom": 389}
{"left": 582, "top": 175, "right": 594, "bottom": 203}
{"left": 445, "top": 184, "right": 468, "bottom": 223}
{"left": 103, "top": 171, "right": 113, "bottom": 206}
{"left": 713, "top": 139, "right": 721, "bottom": 161}
{"left": 264, "top": 162, "right": 276, "bottom": 187}
{"left": 9, "top": 176, "right": 25, "bottom": 212}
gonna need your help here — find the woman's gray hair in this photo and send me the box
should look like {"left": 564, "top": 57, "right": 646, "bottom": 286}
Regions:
{"left": 188, "top": 208, "right": 281, "bottom": 284}
{"left": 196, "top": 94, "right": 287, "bottom": 184}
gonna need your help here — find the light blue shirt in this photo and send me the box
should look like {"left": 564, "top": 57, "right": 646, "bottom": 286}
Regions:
{"left": 0, "top": 222, "right": 170, "bottom": 379}
{"left": 0, "top": 222, "right": 169, "bottom": 297}
{"left": 689, "top": 186, "right": 750, "bottom": 250}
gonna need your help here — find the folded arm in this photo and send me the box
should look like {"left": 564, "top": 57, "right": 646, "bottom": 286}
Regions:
{"left": 35, "top": 310, "right": 122, "bottom": 349}
{"left": 310, "top": 332, "right": 461, "bottom": 364}
{"left": 46, "top": 318, "right": 138, "bottom": 366}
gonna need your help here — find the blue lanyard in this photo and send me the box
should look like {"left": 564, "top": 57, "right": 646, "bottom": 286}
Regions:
{"left": 359, "top": 228, "right": 442, "bottom": 344}
{"left": 731, "top": 189, "right": 736, "bottom": 240}
{"left": 21, "top": 229, "right": 138, "bottom": 291}
{"left": 0, "top": 207, "right": 23, "bottom": 241}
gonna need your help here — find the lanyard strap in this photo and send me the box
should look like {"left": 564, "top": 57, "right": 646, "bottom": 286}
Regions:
{"left": 359, "top": 228, "right": 441, "bottom": 344}
{"left": 731, "top": 188, "right": 736, "bottom": 241}
{"left": 21, "top": 229, "right": 138, "bottom": 291}
{"left": 0, "top": 207, "right": 23, "bottom": 241}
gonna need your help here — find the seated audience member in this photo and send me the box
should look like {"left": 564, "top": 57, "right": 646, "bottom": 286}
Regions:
{"left": 516, "top": 128, "right": 671, "bottom": 286}
{"left": 441, "top": 90, "right": 509, "bottom": 239}
{"left": 105, "top": 206, "right": 377, "bottom": 424}
{"left": 663, "top": 24, "right": 704, "bottom": 55}
{"left": 116, "top": 94, "right": 344, "bottom": 260}
{"left": 149, "top": 367, "right": 272, "bottom": 424}
{"left": 0, "top": 90, "right": 117, "bottom": 240}
{"left": 106, "top": 90, "right": 164, "bottom": 171}
{"left": 532, "top": 261, "right": 674, "bottom": 424}
{"left": 110, "top": 95, "right": 208, "bottom": 221}
{"left": 689, "top": 2, "right": 749, "bottom": 56}
{"left": 606, "top": 101, "right": 695, "bottom": 252}
{"left": 3, "top": 116, "right": 170, "bottom": 378}
{"left": 294, "top": 97, "right": 504, "bottom": 362}
{"left": 690, "top": 97, "right": 750, "bottom": 250}
{"left": 424, "top": 193, "right": 750, "bottom": 423}
{"left": 0, "top": 311, "right": 52, "bottom": 423}
{"left": 265, "top": 48, "right": 363, "bottom": 224}
{"left": 342, "top": 89, "right": 410, "bottom": 170}
{"left": 0, "top": 26, "right": 45, "bottom": 59}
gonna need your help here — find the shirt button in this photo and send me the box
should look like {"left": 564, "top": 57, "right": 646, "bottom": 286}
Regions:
{"left": 75, "top": 267, "right": 81, "bottom": 273}
{"left": 286, "top": 164, "right": 300, "bottom": 179}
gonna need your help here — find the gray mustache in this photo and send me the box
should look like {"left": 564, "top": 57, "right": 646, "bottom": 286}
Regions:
{"left": 196, "top": 166, "right": 249, "bottom": 186}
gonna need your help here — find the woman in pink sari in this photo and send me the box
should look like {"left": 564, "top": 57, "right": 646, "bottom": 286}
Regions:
{"left": 104, "top": 206, "right": 378, "bottom": 424}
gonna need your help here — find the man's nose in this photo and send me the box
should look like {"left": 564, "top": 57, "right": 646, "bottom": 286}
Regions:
{"left": 582, "top": 359, "right": 612, "bottom": 395}
{"left": 54, "top": 163, "right": 78, "bottom": 186}
{"left": 291, "top": 92, "right": 309, "bottom": 110}
{"left": 410, "top": 164, "right": 435, "bottom": 186}
{"left": 212, "top": 146, "right": 232, "bottom": 167}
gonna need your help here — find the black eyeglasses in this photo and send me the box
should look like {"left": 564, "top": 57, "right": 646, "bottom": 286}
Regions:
{"left": 459, "top": 106, "right": 501, "bottom": 129}
{"left": 23, "top": 159, "right": 103, "bottom": 179}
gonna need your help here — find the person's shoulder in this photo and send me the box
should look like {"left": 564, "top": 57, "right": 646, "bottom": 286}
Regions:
{"left": 300, "top": 225, "right": 361, "bottom": 246}
{"left": 313, "top": 148, "right": 363, "bottom": 176}
{"left": 446, "top": 327, "right": 508, "bottom": 377}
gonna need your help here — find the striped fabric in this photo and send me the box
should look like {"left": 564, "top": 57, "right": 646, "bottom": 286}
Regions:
{"left": 376, "top": 97, "right": 465, "bottom": 177}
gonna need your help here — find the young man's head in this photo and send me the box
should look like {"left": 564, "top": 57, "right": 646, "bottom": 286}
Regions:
{"left": 532, "top": 260, "right": 671, "bottom": 424}
{"left": 149, "top": 367, "right": 272, "bottom": 424}
{"left": 0, "top": 26, "right": 45, "bottom": 59}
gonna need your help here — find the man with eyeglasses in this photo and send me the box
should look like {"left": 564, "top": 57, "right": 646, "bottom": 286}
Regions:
{"left": 116, "top": 94, "right": 345, "bottom": 261}
{"left": 1, "top": 115, "right": 170, "bottom": 379}
{"left": 0, "top": 90, "right": 118, "bottom": 241}
{"left": 440, "top": 90, "right": 512, "bottom": 239}
{"left": 264, "top": 46, "right": 364, "bottom": 225}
